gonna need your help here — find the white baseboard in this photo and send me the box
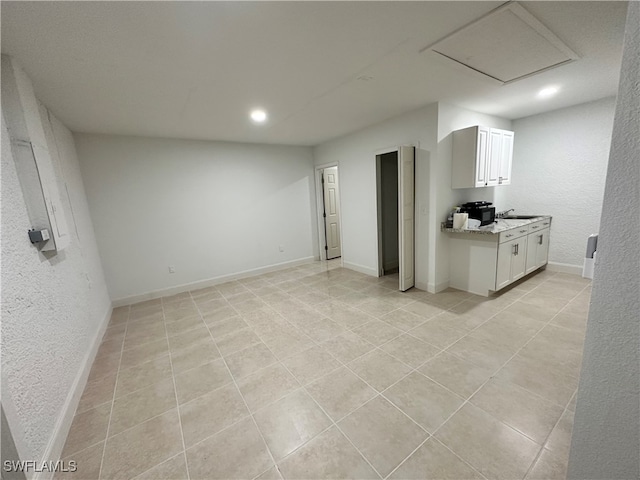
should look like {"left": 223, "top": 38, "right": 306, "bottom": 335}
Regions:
{"left": 427, "top": 280, "right": 450, "bottom": 294}
{"left": 34, "top": 305, "right": 113, "bottom": 480}
{"left": 112, "top": 257, "right": 315, "bottom": 307}
{"left": 342, "top": 261, "right": 379, "bottom": 277}
{"left": 547, "top": 262, "right": 583, "bottom": 276}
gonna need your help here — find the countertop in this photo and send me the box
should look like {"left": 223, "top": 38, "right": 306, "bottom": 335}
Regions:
{"left": 442, "top": 215, "right": 552, "bottom": 235}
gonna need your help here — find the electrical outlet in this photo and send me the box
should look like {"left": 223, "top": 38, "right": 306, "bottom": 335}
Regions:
{"left": 278, "top": 245, "right": 284, "bottom": 252}
{"left": 168, "top": 266, "right": 175, "bottom": 274}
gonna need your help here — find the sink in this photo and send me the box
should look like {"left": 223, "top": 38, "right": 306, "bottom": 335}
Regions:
{"left": 502, "top": 215, "right": 539, "bottom": 219}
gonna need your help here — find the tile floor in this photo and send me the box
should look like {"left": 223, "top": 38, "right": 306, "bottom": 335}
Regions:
{"left": 59, "top": 260, "right": 591, "bottom": 480}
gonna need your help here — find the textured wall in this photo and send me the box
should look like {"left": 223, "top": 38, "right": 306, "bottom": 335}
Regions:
{"left": 75, "top": 134, "right": 317, "bottom": 303}
{"left": 502, "top": 97, "right": 616, "bottom": 269}
{"left": 1, "top": 112, "right": 111, "bottom": 463}
{"left": 567, "top": 2, "right": 640, "bottom": 478}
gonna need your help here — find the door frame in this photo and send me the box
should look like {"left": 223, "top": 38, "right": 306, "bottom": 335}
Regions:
{"left": 375, "top": 145, "right": 418, "bottom": 287}
{"left": 314, "top": 162, "right": 344, "bottom": 262}
{"left": 375, "top": 147, "right": 399, "bottom": 277}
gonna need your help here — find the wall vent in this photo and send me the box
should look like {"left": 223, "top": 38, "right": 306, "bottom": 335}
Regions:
{"left": 422, "top": 2, "right": 579, "bottom": 84}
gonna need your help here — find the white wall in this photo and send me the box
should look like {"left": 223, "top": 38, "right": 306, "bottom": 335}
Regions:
{"left": 568, "top": 2, "right": 640, "bottom": 477}
{"left": 1, "top": 112, "right": 111, "bottom": 466}
{"left": 75, "top": 134, "right": 316, "bottom": 303}
{"left": 500, "top": 97, "right": 616, "bottom": 270}
{"left": 313, "top": 103, "right": 438, "bottom": 288}
{"left": 435, "top": 103, "right": 512, "bottom": 288}
{"left": 313, "top": 102, "right": 511, "bottom": 292}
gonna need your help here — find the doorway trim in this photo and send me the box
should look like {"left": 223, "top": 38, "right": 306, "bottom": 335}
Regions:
{"left": 375, "top": 145, "right": 418, "bottom": 288}
{"left": 314, "top": 162, "right": 344, "bottom": 263}
{"left": 375, "top": 151, "right": 396, "bottom": 277}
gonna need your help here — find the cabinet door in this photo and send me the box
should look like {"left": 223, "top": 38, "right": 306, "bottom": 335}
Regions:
{"left": 511, "top": 237, "right": 528, "bottom": 282}
{"left": 525, "top": 232, "right": 538, "bottom": 275}
{"left": 496, "top": 240, "right": 514, "bottom": 290}
{"left": 475, "top": 126, "right": 490, "bottom": 187}
{"left": 498, "top": 131, "right": 514, "bottom": 185}
{"left": 536, "top": 229, "right": 550, "bottom": 267}
{"left": 487, "top": 129, "right": 502, "bottom": 186}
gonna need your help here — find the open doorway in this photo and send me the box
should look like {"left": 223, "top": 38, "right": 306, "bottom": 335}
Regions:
{"left": 376, "top": 146, "right": 415, "bottom": 291}
{"left": 377, "top": 152, "right": 399, "bottom": 275}
{"left": 315, "top": 164, "right": 342, "bottom": 261}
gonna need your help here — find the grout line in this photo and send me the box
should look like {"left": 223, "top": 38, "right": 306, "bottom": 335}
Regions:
{"left": 275, "top": 357, "right": 385, "bottom": 479}
{"left": 523, "top": 400, "right": 574, "bottom": 480}
{"left": 192, "top": 291, "right": 282, "bottom": 479}
{"left": 105, "top": 262, "right": 588, "bottom": 480}
{"left": 414, "top": 279, "right": 591, "bottom": 476}
{"left": 220, "top": 273, "right": 386, "bottom": 477}
{"left": 160, "top": 297, "right": 192, "bottom": 480}
{"left": 367, "top": 272, "right": 587, "bottom": 478}
{"left": 96, "top": 305, "right": 130, "bottom": 480}
{"left": 428, "top": 437, "right": 489, "bottom": 480}
{"left": 252, "top": 295, "right": 439, "bottom": 463}
{"left": 382, "top": 435, "right": 432, "bottom": 480}
{"left": 130, "top": 451, "right": 185, "bottom": 480}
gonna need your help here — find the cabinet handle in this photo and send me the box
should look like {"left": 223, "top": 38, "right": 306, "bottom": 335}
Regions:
{"left": 539, "top": 234, "right": 543, "bottom": 245}
{"left": 543, "top": 222, "right": 550, "bottom": 226}
{"left": 506, "top": 234, "right": 513, "bottom": 238}
{"left": 519, "top": 229, "right": 527, "bottom": 233}
{"left": 531, "top": 225, "right": 539, "bottom": 229}
{"left": 513, "top": 244, "right": 517, "bottom": 255}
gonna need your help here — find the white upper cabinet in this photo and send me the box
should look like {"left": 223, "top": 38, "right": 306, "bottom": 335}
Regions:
{"left": 498, "top": 130, "right": 514, "bottom": 185}
{"left": 486, "top": 128, "right": 502, "bottom": 186}
{"left": 475, "top": 126, "right": 490, "bottom": 187}
{"left": 452, "top": 125, "right": 514, "bottom": 189}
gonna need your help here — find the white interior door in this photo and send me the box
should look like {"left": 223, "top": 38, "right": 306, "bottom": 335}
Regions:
{"left": 398, "top": 146, "right": 415, "bottom": 291}
{"left": 323, "top": 166, "right": 342, "bottom": 259}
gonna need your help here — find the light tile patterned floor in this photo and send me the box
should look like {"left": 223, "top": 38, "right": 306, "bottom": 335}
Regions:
{"left": 58, "top": 260, "right": 591, "bottom": 479}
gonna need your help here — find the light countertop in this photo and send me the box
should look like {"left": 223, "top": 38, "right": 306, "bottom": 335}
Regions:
{"left": 442, "top": 215, "right": 552, "bottom": 235}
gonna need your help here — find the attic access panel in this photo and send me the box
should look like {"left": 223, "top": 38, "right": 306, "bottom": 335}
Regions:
{"left": 425, "top": 2, "right": 579, "bottom": 84}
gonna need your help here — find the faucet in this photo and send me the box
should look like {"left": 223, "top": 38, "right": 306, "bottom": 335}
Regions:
{"left": 496, "top": 209, "right": 515, "bottom": 219}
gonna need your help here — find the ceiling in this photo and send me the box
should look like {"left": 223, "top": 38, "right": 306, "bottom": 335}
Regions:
{"left": 1, "top": 1, "right": 628, "bottom": 146}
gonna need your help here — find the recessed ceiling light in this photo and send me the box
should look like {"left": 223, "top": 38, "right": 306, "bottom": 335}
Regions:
{"left": 250, "top": 109, "right": 267, "bottom": 123}
{"left": 537, "top": 86, "right": 559, "bottom": 98}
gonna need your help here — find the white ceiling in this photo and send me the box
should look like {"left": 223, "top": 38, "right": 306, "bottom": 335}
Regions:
{"left": 1, "top": 1, "right": 628, "bottom": 146}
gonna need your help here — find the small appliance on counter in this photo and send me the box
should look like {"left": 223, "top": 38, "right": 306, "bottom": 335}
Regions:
{"left": 460, "top": 201, "right": 496, "bottom": 226}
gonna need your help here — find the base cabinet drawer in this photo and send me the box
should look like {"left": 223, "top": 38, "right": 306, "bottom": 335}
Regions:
{"left": 499, "top": 226, "right": 529, "bottom": 244}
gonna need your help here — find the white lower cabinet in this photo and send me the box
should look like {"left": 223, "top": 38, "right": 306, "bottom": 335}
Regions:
{"left": 448, "top": 218, "right": 551, "bottom": 296}
{"left": 525, "top": 227, "right": 550, "bottom": 274}
{"left": 496, "top": 236, "right": 528, "bottom": 290}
